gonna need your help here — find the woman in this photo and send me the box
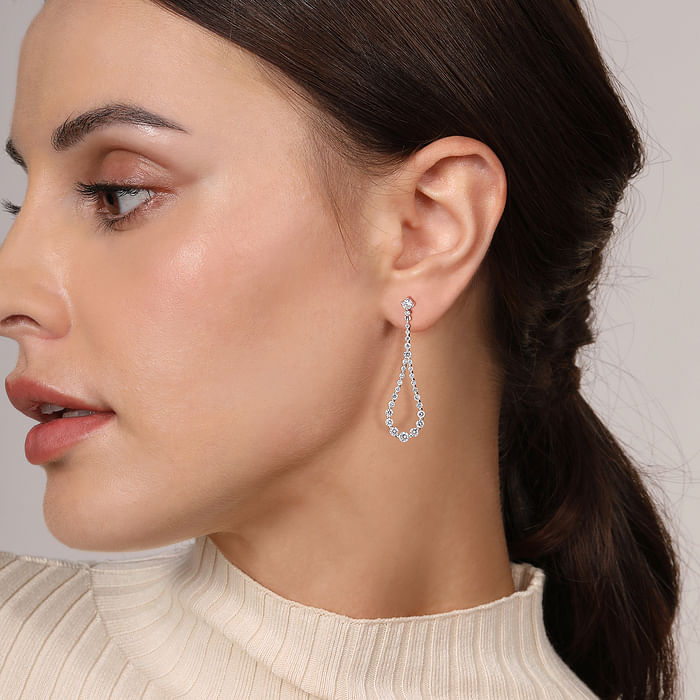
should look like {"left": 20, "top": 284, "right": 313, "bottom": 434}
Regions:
{"left": 0, "top": 0, "right": 679, "bottom": 698}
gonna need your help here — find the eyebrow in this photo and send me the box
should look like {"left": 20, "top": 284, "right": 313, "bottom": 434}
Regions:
{"left": 4, "top": 138, "right": 25, "bottom": 169}
{"left": 5, "top": 103, "right": 189, "bottom": 169}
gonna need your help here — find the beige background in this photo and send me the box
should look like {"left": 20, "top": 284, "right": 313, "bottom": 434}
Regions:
{"left": 0, "top": 1, "right": 697, "bottom": 696}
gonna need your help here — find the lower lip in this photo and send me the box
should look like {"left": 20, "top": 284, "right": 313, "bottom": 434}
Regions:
{"left": 25, "top": 413, "right": 115, "bottom": 465}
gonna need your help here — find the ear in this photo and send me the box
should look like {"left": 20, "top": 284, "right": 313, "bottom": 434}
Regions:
{"left": 372, "top": 136, "right": 507, "bottom": 331}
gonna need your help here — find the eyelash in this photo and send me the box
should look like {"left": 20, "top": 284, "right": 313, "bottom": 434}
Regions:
{"left": 1, "top": 199, "right": 21, "bottom": 217}
{"left": 75, "top": 182, "right": 157, "bottom": 232}
{"left": 1, "top": 183, "right": 158, "bottom": 232}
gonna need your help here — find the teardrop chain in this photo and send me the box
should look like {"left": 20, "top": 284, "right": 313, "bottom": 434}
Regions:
{"left": 385, "top": 296, "right": 425, "bottom": 442}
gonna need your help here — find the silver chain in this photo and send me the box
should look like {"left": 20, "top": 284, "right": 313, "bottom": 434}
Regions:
{"left": 385, "top": 297, "right": 425, "bottom": 442}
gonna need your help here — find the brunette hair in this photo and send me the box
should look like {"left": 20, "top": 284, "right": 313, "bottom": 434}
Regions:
{"left": 152, "top": 1, "right": 680, "bottom": 697}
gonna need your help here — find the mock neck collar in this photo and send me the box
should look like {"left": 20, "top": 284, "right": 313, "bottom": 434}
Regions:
{"left": 88, "top": 534, "right": 582, "bottom": 698}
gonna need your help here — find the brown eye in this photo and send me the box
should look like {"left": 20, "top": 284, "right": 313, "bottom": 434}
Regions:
{"left": 99, "top": 188, "right": 154, "bottom": 217}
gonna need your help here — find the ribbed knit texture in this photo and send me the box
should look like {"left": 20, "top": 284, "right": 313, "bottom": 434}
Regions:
{"left": 0, "top": 534, "right": 597, "bottom": 699}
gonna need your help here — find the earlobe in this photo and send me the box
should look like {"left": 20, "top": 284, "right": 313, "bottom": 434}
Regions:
{"left": 380, "top": 136, "right": 507, "bottom": 331}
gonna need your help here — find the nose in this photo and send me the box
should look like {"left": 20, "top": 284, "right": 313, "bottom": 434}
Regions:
{"left": 0, "top": 213, "right": 72, "bottom": 344}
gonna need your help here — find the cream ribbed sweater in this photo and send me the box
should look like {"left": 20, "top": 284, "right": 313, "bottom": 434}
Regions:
{"left": 0, "top": 534, "right": 597, "bottom": 699}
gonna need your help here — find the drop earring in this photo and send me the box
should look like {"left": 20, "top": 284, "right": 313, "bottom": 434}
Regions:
{"left": 385, "top": 296, "right": 425, "bottom": 442}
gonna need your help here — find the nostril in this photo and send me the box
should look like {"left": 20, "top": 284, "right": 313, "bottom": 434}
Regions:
{"left": 0, "top": 314, "right": 40, "bottom": 330}
{"left": 0, "top": 281, "right": 72, "bottom": 339}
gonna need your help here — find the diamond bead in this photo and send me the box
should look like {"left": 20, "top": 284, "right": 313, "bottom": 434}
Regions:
{"left": 401, "top": 297, "right": 415, "bottom": 311}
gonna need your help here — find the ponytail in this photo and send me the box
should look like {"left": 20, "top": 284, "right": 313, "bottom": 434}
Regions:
{"left": 499, "top": 389, "right": 679, "bottom": 698}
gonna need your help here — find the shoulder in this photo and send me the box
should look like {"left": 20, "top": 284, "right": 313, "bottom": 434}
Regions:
{"left": 0, "top": 542, "right": 192, "bottom": 634}
{"left": 0, "top": 549, "right": 100, "bottom": 696}
{"left": 0, "top": 547, "right": 184, "bottom": 699}
{"left": 0, "top": 548, "right": 93, "bottom": 631}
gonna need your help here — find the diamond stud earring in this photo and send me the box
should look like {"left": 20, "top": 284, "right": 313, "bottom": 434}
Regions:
{"left": 385, "top": 296, "right": 425, "bottom": 442}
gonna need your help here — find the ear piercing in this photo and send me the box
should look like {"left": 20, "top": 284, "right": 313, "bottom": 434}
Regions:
{"left": 385, "top": 297, "right": 425, "bottom": 442}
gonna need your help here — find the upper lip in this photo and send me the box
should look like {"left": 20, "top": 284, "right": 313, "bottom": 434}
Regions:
{"left": 5, "top": 376, "right": 113, "bottom": 424}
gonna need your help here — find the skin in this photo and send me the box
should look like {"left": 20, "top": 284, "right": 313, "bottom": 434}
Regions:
{"left": 0, "top": 0, "right": 513, "bottom": 618}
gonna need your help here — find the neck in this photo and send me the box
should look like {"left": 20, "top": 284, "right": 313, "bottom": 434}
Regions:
{"left": 209, "top": 305, "right": 512, "bottom": 619}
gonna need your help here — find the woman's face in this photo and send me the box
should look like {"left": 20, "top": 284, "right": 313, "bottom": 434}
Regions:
{"left": 0, "top": 0, "right": 380, "bottom": 550}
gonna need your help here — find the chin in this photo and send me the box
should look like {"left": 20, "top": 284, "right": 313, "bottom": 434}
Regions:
{"left": 42, "top": 490, "right": 144, "bottom": 554}
{"left": 43, "top": 488, "right": 197, "bottom": 554}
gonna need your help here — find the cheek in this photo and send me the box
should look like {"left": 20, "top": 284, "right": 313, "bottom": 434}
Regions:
{"left": 74, "top": 178, "right": 361, "bottom": 462}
